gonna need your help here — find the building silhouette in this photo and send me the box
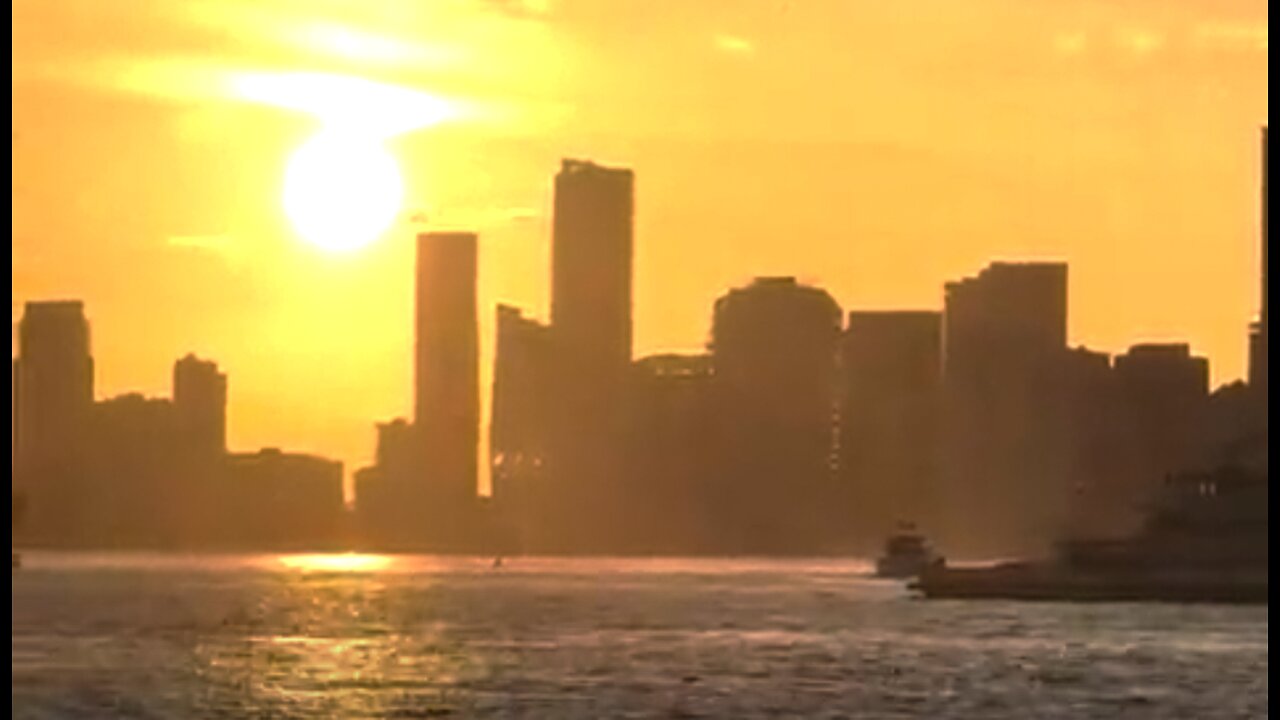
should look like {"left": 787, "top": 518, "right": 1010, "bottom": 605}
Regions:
{"left": 353, "top": 418, "right": 417, "bottom": 548}
{"left": 13, "top": 301, "right": 95, "bottom": 544}
{"left": 87, "top": 393, "right": 181, "bottom": 547}
{"left": 710, "top": 277, "right": 843, "bottom": 554}
{"left": 1115, "top": 343, "right": 1209, "bottom": 466}
{"left": 839, "top": 311, "right": 942, "bottom": 552}
{"left": 623, "top": 353, "right": 717, "bottom": 553}
{"left": 173, "top": 354, "right": 227, "bottom": 461}
{"left": 940, "top": 262, "right": 1072, "bottom": 557}
{"left": 415, "top": 231, "right": 481, "bottom": 542}
{"left": 224, "top": 449, "right": 344, "bottom": 550}
{"left": 489, "top": 305, "right": 552, "bottom": 549}
{"left": 547, "top": 159, "right": 635, "bottom": 550}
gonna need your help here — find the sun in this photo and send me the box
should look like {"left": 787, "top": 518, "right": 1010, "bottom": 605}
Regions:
{"left": 283, "top": 131, "right": 404, "bottom": 252}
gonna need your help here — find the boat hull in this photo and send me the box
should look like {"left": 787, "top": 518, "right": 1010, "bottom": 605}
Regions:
{"left": 911, "top": 564, "right": 1268, "bottom": 605}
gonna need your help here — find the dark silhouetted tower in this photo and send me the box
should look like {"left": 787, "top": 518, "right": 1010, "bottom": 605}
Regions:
{"left": 840, "top": 311, "right": 942, "bottom": 551}
{"left": 173, "top": 354, "right": 227, "bottom": 460}
{"left": 552, "top": 159, "right": 634, "bottom": 378}
{"left": 547, "top": 159, "right": 634, "bottom": 549}
{"left": 13, "top": 301, "right": 95, "bottom": 543}
{"left": 1114, "top": 344, "right": 1210, "bottom": 511}
{"left": 710, "top": 277, "right": 843, "bottom": 554}
{"left": 14, "top": 302, "right": 94, "bottom": 476}
{"left": 415, "top": 232, "right": 480, "bottom": 516}
{"left": 490, "top": 306, "right": 551, "bottom": 507}
{"left": 626, "top": 353, "right": 716, "bottom": 552}
{"left": 940, "top": 262, "right": 1071, "bottom": 557}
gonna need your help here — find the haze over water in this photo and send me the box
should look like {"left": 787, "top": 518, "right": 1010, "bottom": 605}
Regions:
{"left": 11, "top": 553, "right": 1268, "bottom": 718}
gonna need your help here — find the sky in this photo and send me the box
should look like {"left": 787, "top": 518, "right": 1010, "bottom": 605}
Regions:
{"left": 12, "top": 0, "right": 1268, "bottom": 498}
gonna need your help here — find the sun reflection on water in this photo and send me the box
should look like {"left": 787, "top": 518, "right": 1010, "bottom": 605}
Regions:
{"left": 277, "top": 553, "right": 394, "bottom": 573}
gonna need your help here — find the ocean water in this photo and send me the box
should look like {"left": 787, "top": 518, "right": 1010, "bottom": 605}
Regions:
{"left": 11, "top": 553, "right": 1268, "bottom": 719}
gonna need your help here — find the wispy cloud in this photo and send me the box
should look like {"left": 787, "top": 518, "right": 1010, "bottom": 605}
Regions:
{"left": 1193, "top": 22, "right": 1268, "bottom": 53}
{"left": 406, "top": 205, "right": 542, "bottom": 230}
{"left": 714, "top": 34, "right": 755, "bottom": 57}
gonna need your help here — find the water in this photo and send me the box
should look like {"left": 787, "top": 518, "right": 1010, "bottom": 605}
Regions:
{"left": 11, "top": 553, "right": 1268, "bottom": 719}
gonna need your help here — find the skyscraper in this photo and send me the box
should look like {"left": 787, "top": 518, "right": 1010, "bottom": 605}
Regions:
{"left": 173, "top": 354, "right": 227, "bottom": 460}
{"left": 14, "top": 302, "right": 94, "bottom": 478}
{"left": 490, "top": 305, "right": 551, "bottom": 508}
{"left": 546, "top": 159, "right": 635, "bottom": 550}
{"left": 13, "top": 301, "right": 95, "bottom": 543}
{"left": 710, "top": 277, "right": 843, "bottom": 554}
{"left": 415, "top": 232, "right": 480, "bottom": 515}
{"left": 840, "top": 311, "right": 942, "bottom": 551}
{"left": 1114, "top": 344, "right": 1210, "bottom": 510}
{"left": 551, "top": 159, "right": 635, "bottom": 378}
{"left": 940, "top": 262, "right": 1071, "bottom": 557}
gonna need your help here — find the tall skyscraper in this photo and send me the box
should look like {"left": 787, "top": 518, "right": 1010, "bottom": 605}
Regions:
{"left": 710, "top": 277, "right": 843, "bottom": 554}
{"left": 1114, "top": 344, "right": 1210, "bottom": 507}
{"left": 415, "top": 232, "right": 480, "bottom": 513}
{"left": 546, "top": 159, "right": 635, "bottom": 550}
{"left": 940, "top": 262, "right": 1071, "bottom": 557}
{"left": 490, "top": 306, "right": 551, "bottom": 507}
{"left": 840, "top": 311, "right": 942, "bottom": 551}
{"left": 13, "top": 301, "right": 95, "bottom": 543}
{"left": 173, "top": 354, "right": 228, "bottom": 460}
{"left": 14, "top": 301, "right": 94, "bottom": 480}
{"left": 551, "top": 159, "right": 635, "bottom": 378}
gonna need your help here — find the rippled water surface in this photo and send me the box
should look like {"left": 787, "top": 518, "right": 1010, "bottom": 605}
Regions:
{"left": 11, "top": 553, "right": 1268, "bottom": 718}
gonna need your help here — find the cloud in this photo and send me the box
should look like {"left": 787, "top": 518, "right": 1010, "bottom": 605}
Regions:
{"left": 1053, "top": 32, "right": 1088, "bottom": 57}
{"left": 1117, "top": 28, "right": 1165, "bottom": 57}
{"left": 167, "top": 234, "right": 246, "bottom": 268}
{"left": 228, "top": 71, "right": 464, "bottom": 137}
{"left": 480, "top": 0, "right": 553, "bottom": 20}
{"left": 1193, "top": 22, "right": 1268, "bottom": 53}
{"left": 406, "top": 205, "right": 542, "bottom": 230}
{"left": 714, "top": 34, "right": 755, "bottom": 56}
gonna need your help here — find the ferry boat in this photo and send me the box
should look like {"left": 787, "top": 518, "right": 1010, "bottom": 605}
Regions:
{"left": 912, "top": 465, "right": 1268, "bottom": 604}
{"left": 875, "top": 523, "right": 942, "bottom": 579}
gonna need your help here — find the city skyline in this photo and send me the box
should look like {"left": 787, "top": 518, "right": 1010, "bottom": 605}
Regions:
{"left": 13, "top": 1, "right": 1267, "bottom": 494}
{"left": 12, "top": 126, "right": 1265, "bottom": 530}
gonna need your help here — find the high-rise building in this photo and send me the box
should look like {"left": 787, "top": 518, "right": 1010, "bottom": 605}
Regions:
{"left": 88, "top": 393, "right": 180, "bottom": 546}
{"left": 839, "top": 311, "right": 942, "bottom": 551}
{"left": 224, "top": 449, "right": 345, "bottom": 549}
{"left": 14, "top": 301, "right": 94, "bottom": 478}
{"left": 551, "top": 159, "right": 634, "bottom": 378}
{"left": 710, "top": 277, "right": 843, "bottom": 554}
{"left": 940, "top": 262, "right": 1071, "bottom": 557}
{"left": 415, "top": 231, "right": 480, "bottom": 514}
{"left": 173, "top": 354, "right": 227, "bottom": 460}
{"left": 13, "top": 301, "right": 95, "bottom": 544}
{"left": 1114, "top": 344, "right": 1210, "bottom": 502}
{"left": 625, "top": 353, "right": 717, "bottom": 553}
{"left": 490, "top": 305, "right": 551, "bottom": 512}
{"left": 546, "top": 159, "right": 635, "bottom": 550}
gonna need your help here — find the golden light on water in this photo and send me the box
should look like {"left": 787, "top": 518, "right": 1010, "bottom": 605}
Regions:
{"left": 277, "top": 553, "right": 394, "bottom": 573}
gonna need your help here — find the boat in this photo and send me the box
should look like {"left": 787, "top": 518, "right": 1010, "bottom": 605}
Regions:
{"left": 875, "top": 523, "right": 942, "bottom": 579}
{"left": 911, "top": 465, "right": 1268, "bottom": 604}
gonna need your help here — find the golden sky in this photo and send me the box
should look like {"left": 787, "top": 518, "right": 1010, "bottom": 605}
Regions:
{"left": 12, "top": 0, "right": 1268, "bottom": 497}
